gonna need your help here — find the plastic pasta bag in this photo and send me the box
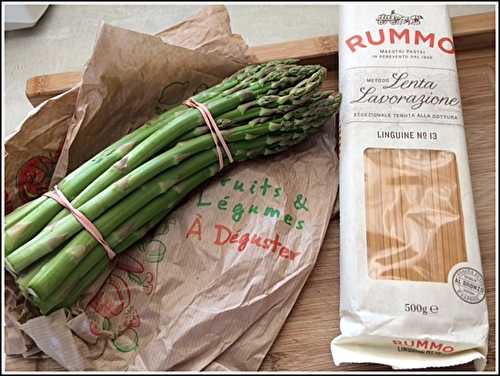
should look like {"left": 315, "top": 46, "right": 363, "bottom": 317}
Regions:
{"left": 5, "top": 6, "right": 339, "bottom": 371}
{"left": 331, "top": 4, "right": 488, "bottom": 370}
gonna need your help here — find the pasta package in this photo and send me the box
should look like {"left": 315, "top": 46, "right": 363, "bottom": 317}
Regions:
{"left": 331, "top": 4, "right": 488, "bottom": 370}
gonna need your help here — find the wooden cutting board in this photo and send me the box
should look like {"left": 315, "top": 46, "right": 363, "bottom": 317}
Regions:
{"left": 7, "top": 11, "right": 496, "bottom": 372}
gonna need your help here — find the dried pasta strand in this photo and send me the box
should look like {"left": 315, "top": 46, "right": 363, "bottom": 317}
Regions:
{"left": 387, "top": 150, "right": 402, "bottom": 280}
{"left": 373, "top": 150, "right": 386, "bottom": 278}
{"left": 423, "top": 150, "right": 440, "bottom": 282}
{"left": 366, "top": 149, "right": 386, "bottom": 278}
{"left": 401, "top": 149, "right": 423, "bottom": 281}
{"left": 392, "top": 149, "right": 407, "bottom": 280}
{"left": 379, "top": 149, "right": 396, "bottom": 280}
{"left": 398, "top": 149, "right": 412, "bottom": 280}
{"left": 439, "top": 151, "right": 467, "bottom": 279}
{"left": 365, "top": 150, "right": 379, "bottom": 278}
{"left": 405, "top": 150, "right": 428, "bottom": 281}
{"left": 408, "top": 149, "right": 432, "bottom": 282}
{"left": 448, "top": 153, "right": 467, "bottom": 263}
{"left": 429, "top": 150, "right": 447, "bottom": 282}
{"left": 440, "top": 151, "right": 456, "bottom": 279}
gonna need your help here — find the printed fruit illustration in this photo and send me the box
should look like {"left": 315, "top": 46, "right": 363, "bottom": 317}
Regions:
{"left": 90, "top": 320, "right": 102, "bottom": 337}
{"left": 89, "top": 317, "right": 111, "bottom": 337}
{"left": 89, "top": 274, "right": 131, "bottom": 317}
{"left": 116, "top": 254, "right": 144, "bottom": 274}
{"left": 142, "top": 272, "right": 154, "bottom": 295}
{"left": 144, "top": 240, "right": 167, "bottom": 263}
{"left": 127, "top": 308, "right": 141, "bottom": 328}
{"left": 127, "top": 271, "right": 155, "bottom": 296}
{"left": 17, "top": 156, "right": 57, "bottom": 203}
{"left": 112, "top": 328, "right": 139, "bottom": 353}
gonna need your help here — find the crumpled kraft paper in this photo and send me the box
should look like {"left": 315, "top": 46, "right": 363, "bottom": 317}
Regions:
{"left": 4, "top": 5, "right": 339, "bottom": 371}
{"left": 4, "top": 3, "right": 247, "bottom": 362}
{"left": 3, "top": 5, "right": 248, "bottom": 212}
{"left": 19, "top": 125, "right": 338, "bottom": 371}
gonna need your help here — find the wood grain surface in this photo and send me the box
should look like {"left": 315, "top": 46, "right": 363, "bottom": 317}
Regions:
{"left": 24, "top": 11, "right": 495, "bottom": 106}
{"left": 6, "top": 44, "right": 496, "bottom": 373}
{"left": 6, "top": 12, "right": 496, "bottom": 373}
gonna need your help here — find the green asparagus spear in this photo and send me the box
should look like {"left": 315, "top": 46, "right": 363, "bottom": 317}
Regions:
{"left": 6, "top": 73, "right": 328, "bottom": 275}
{"left": 5, "top": 60, "right": 340, "bottom": 316}
{"left": 4, "top": 61, "right": 291, "bottom": 253}
{"left": 23, "top": 130, "right": 315, "bottom": 300}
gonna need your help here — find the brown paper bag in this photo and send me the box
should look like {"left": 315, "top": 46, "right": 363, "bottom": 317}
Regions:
{"left": 4, "top": 5, "right": 248, "bottom": 212}
{"left": 4, "top": 4, "right": 248, "bottom": 361}
{"left": 18, "top": 126, "right": 338, "bottom": 371}
{"left": 5, "top": 5, "right": 339, "bottom": 371}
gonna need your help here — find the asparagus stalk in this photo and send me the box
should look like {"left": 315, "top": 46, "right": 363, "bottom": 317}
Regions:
{"left": 41, "top": 63, "right": 287, "bottom": 229}
{"left": 5, "top": 196, "right": 46, "bottom": 230}
{"left": 16, "top": 253, "right": 54, "bottom": 298}
{"left": 7, "top": 148, "right": 219, "bottom": 274}
{"left": 23, "top": 130, "right": 313, "bottom": 300}
{"left": 32, "top": 114, "right": 334, "bottom": 311}
{"left": 56, "top": 258, "right": 112, "bottom": 312}
{"left": 36, "top": 124, "right": 319, "bottom": 313}
{"left": 23, "top": 125, "right": 328, "bottom": 313}
{"left": 36, "top": 164, "right": 219, "bottom": 314}
{"left": 6, "top": 75, "right": 329, "bottom": 275}
{"left": 179, "top": 91, "right": 335, "bottom": 141}
{"left": 5, "top": 60, "right": 340, "bottom": 316}
{"left": 4, "top": 61, "right": 288, "bottom": 254}
{"left": 66, "top": 65, "right": 325, "bottom": 211}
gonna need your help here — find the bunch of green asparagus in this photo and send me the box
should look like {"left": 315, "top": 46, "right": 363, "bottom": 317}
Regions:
{"left": 5, "top": 59, "right": 341, "bottom": 315}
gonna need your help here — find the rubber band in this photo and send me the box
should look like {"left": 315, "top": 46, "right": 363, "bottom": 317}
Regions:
{"left": 183, "top": 98, "right": 234, "bottom": 170}
{"left": 44, "top": 186, "right": 116, "bottom": 260}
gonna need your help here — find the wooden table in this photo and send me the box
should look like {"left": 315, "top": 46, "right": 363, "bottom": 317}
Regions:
{"left": 6, "top": 12, "right": 496, "bottom": 372}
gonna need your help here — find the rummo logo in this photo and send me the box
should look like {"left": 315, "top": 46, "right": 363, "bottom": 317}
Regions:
{"left": 344, "top": 17, "right": 455, "bottom": 55}
{"left": 392, "top": 339, "right": 455, "bottom": 354}
{"left": 376, "top": 10, "right": 423, "bottom": 26}
{"left": 345, "top": 29, "right": 455, "bottom": 54}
